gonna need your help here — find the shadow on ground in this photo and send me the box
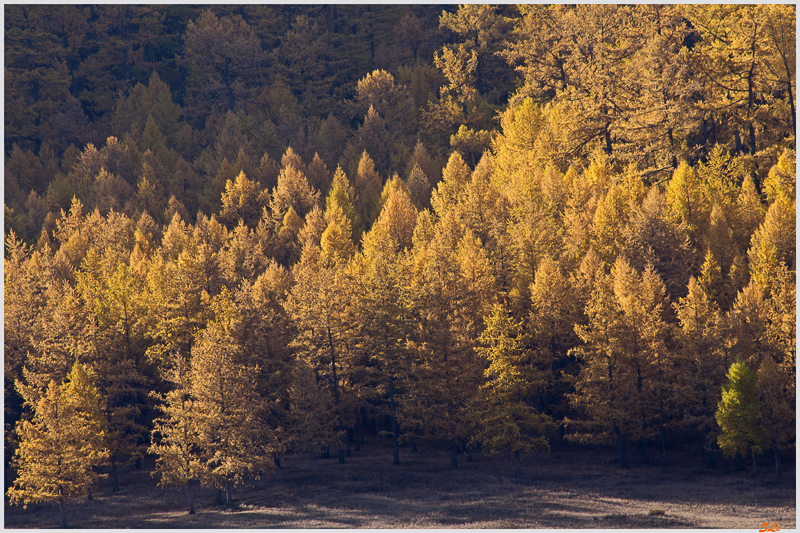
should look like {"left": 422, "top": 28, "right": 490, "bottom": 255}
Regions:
{"left": 4, "top": 438, "right": 795, "bottom": 529}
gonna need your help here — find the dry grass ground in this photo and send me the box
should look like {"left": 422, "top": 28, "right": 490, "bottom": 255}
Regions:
{"left": 4, "top": 435, "right": 795, "bottom": 529}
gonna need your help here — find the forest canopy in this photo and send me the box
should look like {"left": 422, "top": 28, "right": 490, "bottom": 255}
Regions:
{"left": 4, "top": 4, "right": 796, "bottom": 519}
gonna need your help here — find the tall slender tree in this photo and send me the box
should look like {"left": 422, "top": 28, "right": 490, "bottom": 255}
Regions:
{"left": 7, "top": 363, "right": 108, "bottom": 528}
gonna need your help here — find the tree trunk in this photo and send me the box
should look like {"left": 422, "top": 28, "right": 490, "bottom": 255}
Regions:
{"left": 704, "top": 424, "right": 714, "bottom": 469}
{"left": 625, "top": 435, "right": 632, "bottom": 468}
{"left": 639, "top": 438, "right": 649, "bottom": 465}
{"left": 773, "top": 440, "right": 781, "bottom": 479}
{"left": 392, "top": 416, "right": 400, "bottom": 465}
{"left": 111, "top": 456, "right": 120, "bottom": 492}
{"left": 786, "top": 75, "right": 796, "bottom": 135}
{"left": 311, "top": 441, "right": 316, "bottom": 474}
{"left": 751, "top": 450, "right": 757, "bottom": 478}
{"left": 225, "top": 480, "right": 233, "bottom": 510}
{"left": 188, "top": 480, "right": 196, "bottom": 515}
{"left": 389, "top": 372, "right": 399, "bottom": 465}
{"left": 616, "top": 430, "right": 626, "bottom": 469}
{"left": 513, "top": 450, "right": 521, "bottom": 479}
{"left": 735, "top": 452, "right": 744, "bottom": 471}
{"left": 659, "top": 414, "right": 668, "bottom": 467}
{"left": 658, "top": 358, "right": 668, "bottom": 467}
{"left": 450, "top": 441, "right": 459, "bottom": 469}
{"left": 60, "top": 495, "right": 67, "bottom": 528}
{"left": 327, "top": 328, "right": 345, "bottom": 464}
{"left": 411, "top": 437, "right": 417, "bottom": 453}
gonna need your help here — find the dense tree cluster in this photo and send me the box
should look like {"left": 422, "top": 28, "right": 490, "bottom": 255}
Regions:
{"left": 5, "top": 4, "right": 795, "bottom": 522}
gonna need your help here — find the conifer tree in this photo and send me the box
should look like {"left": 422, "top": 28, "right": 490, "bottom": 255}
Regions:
{"left": 369, "top": 181, "right": 418, "bottom": 253}
{"left": 354, "top": 151, "right": 383, "bottom": 228}
{"left": 430, "top": 151, "right": 472, "bottom": 217}
{"left": 471, "top": 303, "right": 555, "bottom": 478}
{"left": 666, "top": 162, "right": 710, "bottom": 246}
{"left": 352, "top": 217, "right": 414, "bottom": 465}
{"left": 149, "top": 350, "right": 206, "bottom": 514}
{"left": 269, "top": 165, "right": 320, "bottom": 230}
{"left": 716, "top": 359, "right": 763, "bottom": 477}
{"left": 571, "top": 258, "right": 671, "bottom": 467}
{"left": 145, "top": 238, "right": 211, "bottom": 370}
{"left": 325, "top": 166, "right": 363, "bottom": 242}
{"left": 622, "top": 188, "right": 693, "bottom": 302}
{"left": 182, "top": 10, "right": 265, "bottom": 115}
{"left": 306, "top": 153, "right": 332, "bottom": 194}
{"left": 528, "top": 256, "right": 581, "bottom": 419}
{"left": 591, "top": 183, "right": 633, "bottom": 265}
{"left": 285, "top": 246, "right": 355, "bottom": 464}
{"left": 756, "top": 356, "right": 793, "bottom": 478}
{"left": 569, "top": 268, "right": 631, "bottom": 467}
{"left": 407, "top": 163, "right": 432, "bottom": 209}
{"left": 402, "top": 213, "right": 491, "bottom": 468}
{"left": 762, "top": 149, "right": 796, "bottom": 204}
{"left": 189, "top": 298, "right": 278, "bottom": 509}
{"left": 76, "top": 254, "right": 149, "bottom": 492}
{"left": 218, "top": 171, "right": 268, "bottom": 229}
{"left": 674, "top": 277, "right": 727, "bottom": 468}
{"left": 8, "top": 363, "right": 108, "bottom": 528}
{"left": 747, "top": 196, "right": 796, "bottom": 290}
{"left": 288, "top": 358, "right": 340, "bottom": 473}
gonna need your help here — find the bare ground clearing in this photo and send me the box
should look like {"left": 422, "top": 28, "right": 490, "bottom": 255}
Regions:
{"left": 4, "top": 436, "right": 795, "bottom": 529}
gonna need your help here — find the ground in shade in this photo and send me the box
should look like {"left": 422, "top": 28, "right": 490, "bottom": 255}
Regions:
{"left": 4, "top": 436, "right": 795, "bottom": 529}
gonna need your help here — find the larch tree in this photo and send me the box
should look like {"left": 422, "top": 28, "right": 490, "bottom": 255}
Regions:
{"left": 144, "top": 239, "right": 212, "bottom": 371}
{"left": 673, "top": 277, "right": 728, "bottom": 468}
{"left": 613, "top": 258, "right": 673, "bottom": 466}
{"left": 269, "top": 164, "right": 320, "bottom": 231}
{"left": 287, "top": 358, "right": 340, "bottom": 473}
{"left": 189, "top": 292, "right": 278, "bottom": 509}
{"left": 762, "top": 149, "right": 796, "bottom": 205}
{"left": 716, "top": 359, "right": 763, "bottom": 477}
{"left": 325, "top": 166, "right": 363, "bottom": 243}
{"left": 501, "top": 5, "right": 695, "bottom": 172}
{"left": 353, "top": 69, "right": 416, "bottom": 141}
{"left": 684, "top": 5, "right": 796, "bottom": 162}
{"left": 352, "top": 215, "right": 415, "bottom": 465}
{"left": 571, "top": 257, "right": 672, "bottom": 467}
{"left": 7, "top": 363, "right": 108, "bottom": 528}
{"left": 218, "top": 171, "right": 268, "bottom": 229}
{"left": 4, "top": 232, "right": 48, "bottom": 461}
{"left": 149, "top": 350, "right": 206, "bottom": 514}
{"left": 285, "top": 245, "right": 355, "bottom": 464}
{"left": 76, "top": 252, "right": 149, "bottom": 492}
{"left": 182, "top": 10, "right": 265, "bottom": 116}
{"left": 666, "top": 162, "right": 711, "bottom": 247}
{"left": 402, "top": 213, "right": 492, "bottom": 469}
{"left": 528, "top": 255, "right": 581, "bottom": 420}
{"left": 354, "top": 151, "right": 383, "bottom": 228}
{"left": 756, "top": 356, "right": 794, "bottom": 478}
{"left": 621, "top": 187, "right": 693, "bottom": 303}
{"left": 471, "top": 303, "right": 555, "bottom": 479}
{"left": 570, "top": 267, "right": 634, "bottom": 468}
